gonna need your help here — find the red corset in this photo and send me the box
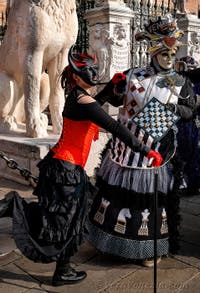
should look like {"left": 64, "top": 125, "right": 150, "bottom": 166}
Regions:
{"left": 51, "top": 117, "right": 99, "bottom": 168}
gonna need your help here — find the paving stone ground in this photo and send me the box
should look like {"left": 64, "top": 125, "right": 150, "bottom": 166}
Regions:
{"left": 0, "top": 178, "right": 200, "bottom": 293}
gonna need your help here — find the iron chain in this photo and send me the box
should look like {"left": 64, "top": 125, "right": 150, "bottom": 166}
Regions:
{"left": 0, "top": 151, "right": 39, "bottom": 186}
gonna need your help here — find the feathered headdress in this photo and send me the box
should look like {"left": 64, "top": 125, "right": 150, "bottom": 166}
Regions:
{"left": 135, "top": 15, "right": 184, "bottom": 55}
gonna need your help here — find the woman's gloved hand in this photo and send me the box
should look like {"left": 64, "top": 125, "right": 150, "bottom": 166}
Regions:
{"left": 111, "top": 72, "right": 127, "bottom": 95}
{"left": 111, "top": 72, "right": 126, "bottom": 84}
{"left": 147, "top": 150, "right": 163, "bottom": 167}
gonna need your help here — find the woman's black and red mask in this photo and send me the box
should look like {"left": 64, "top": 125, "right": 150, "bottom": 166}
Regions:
{"left": 68, "top": 46, "right": 99, "bottom": 86}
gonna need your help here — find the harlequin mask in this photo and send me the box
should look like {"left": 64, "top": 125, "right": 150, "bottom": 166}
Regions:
{"left": 156, "top": 48, "right": 177, "bottom": 70}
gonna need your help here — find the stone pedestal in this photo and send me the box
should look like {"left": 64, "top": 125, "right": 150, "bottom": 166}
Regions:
{"left": 85, "top": 1, "right": 133, "bottom": 117}
{"left": 0, "top": 124, "right": 109, "bottom": 185}
{"left": 86, "top": 1, "right": 133, "bottom": 80}
{"left": 0, "top": 125, "right": 56, "bottom": 185}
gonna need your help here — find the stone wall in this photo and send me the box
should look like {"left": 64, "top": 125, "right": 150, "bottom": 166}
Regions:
{"left": 185, "top": 0, "right": 199, "bottom": 15}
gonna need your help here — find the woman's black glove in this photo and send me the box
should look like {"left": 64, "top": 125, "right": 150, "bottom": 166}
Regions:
{"left": 95, "top": 72, "right": 126, "bottom": 107}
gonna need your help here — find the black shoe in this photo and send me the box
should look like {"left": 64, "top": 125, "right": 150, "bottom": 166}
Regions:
{"left": 52, "top": 267, "right": 87, "bottom": 286}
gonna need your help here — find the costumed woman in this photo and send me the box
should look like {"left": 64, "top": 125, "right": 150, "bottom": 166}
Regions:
{"left": 88, "top": 16, "right": 195, "bottom": 267}
{"left": 0, "top": 47, "right": 162, "bottom": 286}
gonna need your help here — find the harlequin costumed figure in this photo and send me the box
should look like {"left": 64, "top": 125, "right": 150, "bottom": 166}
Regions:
{"left": 0, "top": 46, "right": 162, "bottom": 286}
{"left": 88, "top": 16, "right": 195, "bottom": 266}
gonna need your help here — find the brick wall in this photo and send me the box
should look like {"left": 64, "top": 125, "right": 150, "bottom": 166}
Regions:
{"left": 160, "top": 0, "right": 200, "bottom": 16}
{"left": 0, "top": 1, "right": 7, "bottom": 13}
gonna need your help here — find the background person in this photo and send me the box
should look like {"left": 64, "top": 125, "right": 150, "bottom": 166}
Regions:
{"left": 175, "top": 56, "right": 200, "bottom": 195}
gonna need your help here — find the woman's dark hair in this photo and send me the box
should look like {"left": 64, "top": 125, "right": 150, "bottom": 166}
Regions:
{"left": 61, "top": 65, "right": 76, "bottom": 94}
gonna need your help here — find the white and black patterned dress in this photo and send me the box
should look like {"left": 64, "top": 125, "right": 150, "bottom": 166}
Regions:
{"left": 88, "top": 66, "right": 195, "bottom": 260}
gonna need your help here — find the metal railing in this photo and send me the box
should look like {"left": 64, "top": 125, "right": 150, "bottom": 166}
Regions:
{"left": 76, "top": 0, "right": 95, "bottom": 52}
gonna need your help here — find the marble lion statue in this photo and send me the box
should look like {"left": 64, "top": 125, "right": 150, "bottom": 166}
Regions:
{"left": 0, "top": 0, "right": 78, "bottom": 137}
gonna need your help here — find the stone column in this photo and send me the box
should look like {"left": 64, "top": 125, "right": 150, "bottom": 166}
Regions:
{"left": 177, "top": 14, "right": 200, "bottom": 64}
{"left": 84, "top": 0, "right": 133, "bottom": 115}
{"left": 83, "top": 1, "right": 133, "bottom": 176}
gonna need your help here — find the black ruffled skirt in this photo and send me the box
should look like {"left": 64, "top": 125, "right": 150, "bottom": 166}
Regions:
{"left": 0, "top": 152, "right": 97, "bottom": 263}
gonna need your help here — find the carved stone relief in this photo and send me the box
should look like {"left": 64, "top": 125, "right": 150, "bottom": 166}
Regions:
{"left": 110, "top": 23, "right": 130, "bottom": 76}
{"left": 89, "top": 22, "right": 131, "bottom": 81}
{"left": 89, "top": 23, "right": 111, "bottom": 82}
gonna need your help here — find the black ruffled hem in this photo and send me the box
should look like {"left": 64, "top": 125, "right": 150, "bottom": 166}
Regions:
{"left": 0, "top": 152, "right": 98, "bottom": 263}
{"left": 10, "top": 191, "right": 88, "bottom": 263}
